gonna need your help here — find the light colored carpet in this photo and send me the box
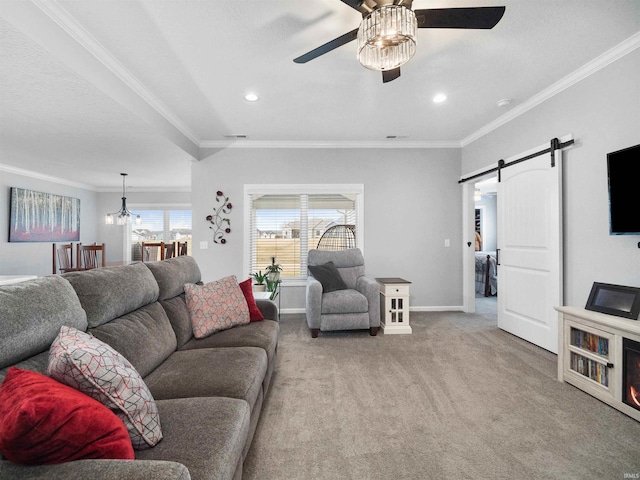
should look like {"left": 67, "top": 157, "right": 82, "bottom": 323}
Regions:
{"left": 243, "top": 311, "right": 640, "bottom": 480}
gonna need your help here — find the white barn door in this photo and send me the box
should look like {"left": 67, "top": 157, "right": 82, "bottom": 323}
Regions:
{"left": 497, "top": 146, "right": 563, "bottom": 353}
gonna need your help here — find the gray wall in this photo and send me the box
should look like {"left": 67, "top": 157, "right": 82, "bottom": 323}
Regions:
{"left": 0, "top": 170, "right": 99, "bottom": 277}
{"left": 462, "top": 49, "right": 640, "bottom": 306}
{"left": 0, "top": 170, "right": 190, "bottom": 276}
{"left": 192, "top": 148, "right": 463, "bottom": 311}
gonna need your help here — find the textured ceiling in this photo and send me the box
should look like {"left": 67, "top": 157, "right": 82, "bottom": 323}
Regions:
{"left": 1, "top": 0, "right": 639, "bottom": 189}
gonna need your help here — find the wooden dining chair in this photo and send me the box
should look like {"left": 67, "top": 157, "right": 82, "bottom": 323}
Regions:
{"left": 177, "top": 241, "right": 188, "bottom": 256}
{"left": 77, "top": 243, "right": 106, "bottom": 270}
{"left": 164, "top": 242, "right": 176, "bottom": 259}
{"left": 52, "top": 243, "right": 79, "bottom": 274}
{"left": 141, "top": 241, "right": 165, "bottom": 262}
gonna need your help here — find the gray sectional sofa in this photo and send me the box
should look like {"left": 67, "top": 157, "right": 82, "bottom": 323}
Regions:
{"left": 0, "top": 255, "right": 279, "bottom": 480}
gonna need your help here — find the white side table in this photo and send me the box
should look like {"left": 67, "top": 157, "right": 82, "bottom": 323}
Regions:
{"left": 376, "top": 278, "right": 412, "bottom": 334}
{"left": 253, "top": 290, "right": 280, "bottom": 320}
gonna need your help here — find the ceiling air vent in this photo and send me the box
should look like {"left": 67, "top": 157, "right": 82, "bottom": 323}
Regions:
{"left": 223, "top": 134, "right": 247, "bottom": 139}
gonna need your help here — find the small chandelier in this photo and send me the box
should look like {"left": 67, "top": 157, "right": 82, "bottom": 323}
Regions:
{"left": 105, "top": 173, "right": 141, "bottom": 226}
{"left": 357, "top": 5, "right": 417, "bottom": 72}
{"left": 474, "top": 189, "right": 482, "bottom": 202}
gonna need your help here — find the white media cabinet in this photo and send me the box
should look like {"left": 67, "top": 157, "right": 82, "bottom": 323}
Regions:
{"left": 556, "top": 306, "right": 640, "bottom": 422}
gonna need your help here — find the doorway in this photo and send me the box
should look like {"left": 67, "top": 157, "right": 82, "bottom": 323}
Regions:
{"left": 474, "top": 176, "right": 498, "bottom": 322}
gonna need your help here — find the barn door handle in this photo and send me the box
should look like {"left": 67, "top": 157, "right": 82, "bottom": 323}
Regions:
{"left": 496, "top": 249, "right": 500, "bottom": 266}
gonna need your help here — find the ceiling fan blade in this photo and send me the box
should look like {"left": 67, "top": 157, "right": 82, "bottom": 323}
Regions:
{"left": 415, "top": 6, "right": 506, "bottom": 29}
{"left": 293, "top": 28, "right": 358, "bottom": 64}
{"left": 382, "top": 67, "right": 401, "bottom": 83}
{"left": 339, "top": 0, "right": 368, "bottom": 14}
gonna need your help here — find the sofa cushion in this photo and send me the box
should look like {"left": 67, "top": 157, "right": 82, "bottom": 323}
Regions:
{"left": 48, "top": 326, "right": 162, "bottom": 450}
{"left": 90, "top": 302, "right": 177, "bottom": 378}
{"left": 144, "top": 347, "right": 267, "bottom": 410}
{"left": 159, "top": 295, "right": 194, "bottom": 349}
{"left": 136, "top": 397, "right": 250, "bottom": 480}
{"left": 321, "top": 289, "right": 368, "bottom": 314}
{"left": 63, "top": 263, "right": 159, "bottom": 328}
{"left": 0, "top": 276, "right": 87, "bottom": 369}
{"left": 239, "top": 278, "right": 265, "bottom": 321}
{"left": 0, "top": 367, "right": 134, "bottom": 465}
{"left": 184, "top": 276, "right": 249, "bottom": 338}
{"left": 144, "top": 256, "right": 201, "bottom": 301}
{"left": 181, "top": 320, "right": 279, "bottom": 365}
{"left": 308, "top": 261, "right": 347, "bottom": 293}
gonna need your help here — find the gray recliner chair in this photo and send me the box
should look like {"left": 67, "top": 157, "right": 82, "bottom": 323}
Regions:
{"left": 305, "top": 248, "right": 380, "bottom": 338}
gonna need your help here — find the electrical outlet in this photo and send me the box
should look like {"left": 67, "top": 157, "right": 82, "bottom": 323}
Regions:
{"left": 200, "top": 241, "right": 208, "bottom": 249}
{"left": 444, "top": 239, "right": 450, "bottom": 247}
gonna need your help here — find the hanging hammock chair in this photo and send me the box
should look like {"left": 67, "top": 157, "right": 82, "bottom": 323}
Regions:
{"left": 316, "top": 225, "right": 356, "bottom": 251}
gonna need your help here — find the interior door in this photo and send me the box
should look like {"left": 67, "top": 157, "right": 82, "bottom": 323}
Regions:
{"left": 497, "top": 148, "right": 562, "bottom": 353}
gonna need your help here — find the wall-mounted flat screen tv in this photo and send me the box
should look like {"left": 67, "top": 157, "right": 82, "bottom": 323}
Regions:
{"left": 607, "top": 144, "right": 639, "bottom": 235}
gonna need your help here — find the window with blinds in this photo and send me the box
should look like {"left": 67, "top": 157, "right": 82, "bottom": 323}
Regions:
{"left": 130, "top": 209, "right": 192, "bottom": 260}
{"left": 245, "top": 185, "right": 364, "bottom": 280}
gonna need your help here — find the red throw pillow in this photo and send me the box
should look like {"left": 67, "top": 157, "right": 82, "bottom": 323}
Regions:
{"left": 239, "top": 278, "right": 265, "bottom": 322}
{"left": 0, "top": 367, "right": 134, "bottom": 465}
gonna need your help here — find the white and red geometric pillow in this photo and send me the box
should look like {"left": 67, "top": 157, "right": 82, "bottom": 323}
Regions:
{"left": 184, "top": 275, "right": 250, "bottom": 338}
{"left": 47, "top": 326, "right": 162, "bottom": 450}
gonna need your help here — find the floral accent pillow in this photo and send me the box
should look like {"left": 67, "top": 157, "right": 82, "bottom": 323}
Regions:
{"left": 47, "top": 326, "right": 162, "bottom": 450}
{"left": 184, "top": 275, "right": 250, "bottom": 338}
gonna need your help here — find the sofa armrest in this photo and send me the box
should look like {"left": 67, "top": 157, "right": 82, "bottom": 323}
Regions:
{"left": 0, "top": 459, "right": 191, "bottom": 480}
{"left": 305, "top": 277, "right": 323, "bottom": 329}
{"left": 256, "top": 299, "right": 278, "bottom": 321}
{"left": 356, "top": 276, "right": 381, "bottom": 328}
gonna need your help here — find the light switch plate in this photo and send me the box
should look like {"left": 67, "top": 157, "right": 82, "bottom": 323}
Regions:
{"left": 444, "top": 239, "right": 450, "bottom": 247}
{"left": 199, "top": 241, "right": 208, "bottom": 249}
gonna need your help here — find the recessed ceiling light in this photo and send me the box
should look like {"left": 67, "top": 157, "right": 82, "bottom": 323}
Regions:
{"left": 244, "top": 93, "right": 259, "bottom": 102}
{"left": 433, "top": 93, "right": 447, "bottom": 103}
{"left": 497, "top": 98, "right": 512, "bottom": 107}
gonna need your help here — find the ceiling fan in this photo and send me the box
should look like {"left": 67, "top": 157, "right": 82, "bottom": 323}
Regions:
{"left": 293, "top": 0, "right": 505, "bottom": 83}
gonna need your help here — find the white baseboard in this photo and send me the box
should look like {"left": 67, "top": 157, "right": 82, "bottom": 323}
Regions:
{"left": 280, "top": 306, "right": 465, "bottom": 315}
{"left": 410, "top": 306, "right": 465, "bottom": 312}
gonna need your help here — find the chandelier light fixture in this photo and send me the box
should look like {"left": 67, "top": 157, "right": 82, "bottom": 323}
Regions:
{"left": 105, "top": 173, "right": 141, "bottom": 226}
{"left": 356, "top": 5, "right": 417, "bottom": 72}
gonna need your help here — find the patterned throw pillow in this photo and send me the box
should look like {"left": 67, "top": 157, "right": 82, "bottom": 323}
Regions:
{"left": 47, "top": 326, "right": 162, "bottom": 450}
{"left": 184, "top": 275, "right": 250, "bottom": 338}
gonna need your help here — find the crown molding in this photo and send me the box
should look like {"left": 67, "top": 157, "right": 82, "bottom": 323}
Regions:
{"left": 0, "top": 163, "right": 97, "bottom": 191}
{"left": 31, "top": 0, "right": 201, "bottom": 148}
{"left": 199, "top": 140, "right": 461, "bottom": 150}
{"left": 461, "top": 31, "right": 640, "bottom": 147}
{"left": 96, "top": 186, "right": 192, "bottom": 193}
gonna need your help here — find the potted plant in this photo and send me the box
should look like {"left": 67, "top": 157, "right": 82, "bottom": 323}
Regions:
{"left": 265, "top": 257, "right": 282, "bottom": 283}
{"left": 252, "top": 271, "right": 267, "bottom": 292}
{"left": 266, "top": 278, "right": 280, "bottom": 301}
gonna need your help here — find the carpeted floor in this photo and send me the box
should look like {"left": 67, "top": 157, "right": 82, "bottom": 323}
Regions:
{"left": 243, "top": 309, "right": 640, "bottom": 480}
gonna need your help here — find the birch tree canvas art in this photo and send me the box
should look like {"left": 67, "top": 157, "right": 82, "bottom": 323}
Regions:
{"left": 9, "top": 188, "right": 80, "bottom": 242}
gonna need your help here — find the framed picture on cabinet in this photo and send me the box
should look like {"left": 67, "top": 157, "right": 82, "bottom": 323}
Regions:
{"left": 585, "top": 282, "right": 640, "bottom": 320}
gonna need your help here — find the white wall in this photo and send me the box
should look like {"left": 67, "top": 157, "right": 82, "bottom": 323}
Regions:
{"left": 462, "top": 49, "right": 640, "bottom": 306}
{"left": 0, "top": 169, "right": 99, "bottom": 277}
{"left": 192, "top": 147, "right": 463, "bottom": 311}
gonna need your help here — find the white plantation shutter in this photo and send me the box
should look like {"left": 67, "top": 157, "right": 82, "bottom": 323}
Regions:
{"left": 245, "top": 185, "right": 364, "bottom": 280}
